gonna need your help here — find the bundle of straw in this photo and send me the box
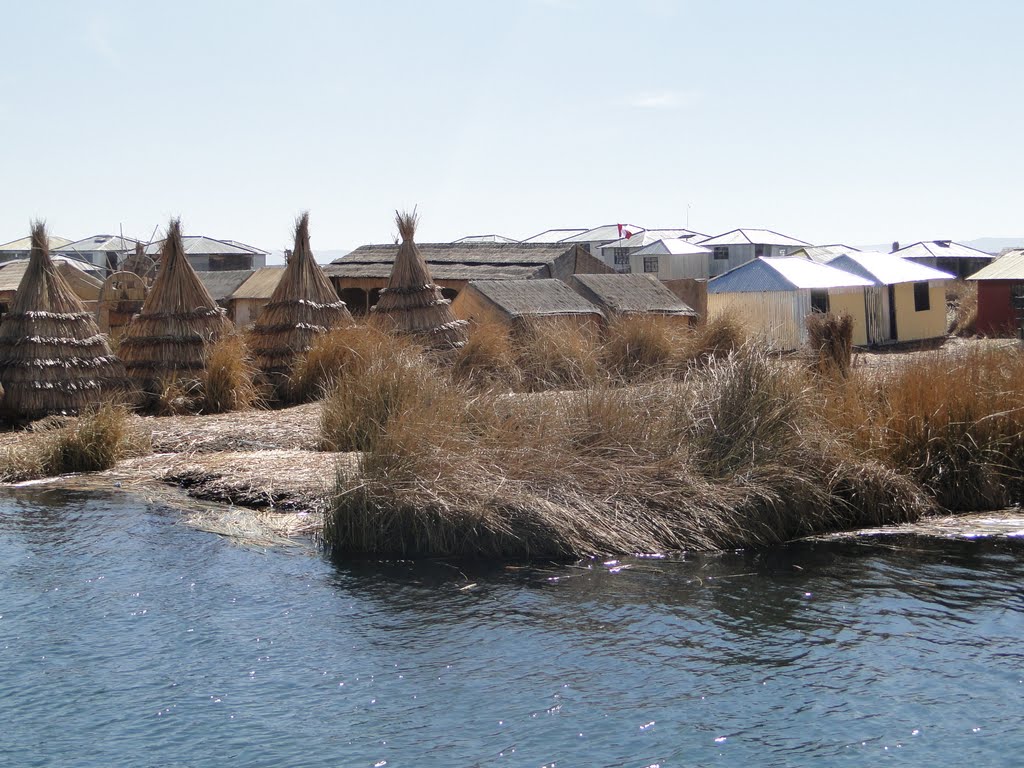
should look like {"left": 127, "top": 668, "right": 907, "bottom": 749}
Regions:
{"left": 371, "top": 209, "right": 467, "bottom": 349}
{"left": 0, "top": 221, "right": 126, "bottom": 420}
{"left": 117, "top": 218, "right": 232, "bottom": 397}
{"left": 247, "top": 212, "right": 353, "bottom": 399}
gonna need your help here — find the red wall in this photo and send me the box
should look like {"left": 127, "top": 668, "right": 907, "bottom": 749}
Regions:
{"left": 976, "top": 281, "right": 1017, "bottom": 335}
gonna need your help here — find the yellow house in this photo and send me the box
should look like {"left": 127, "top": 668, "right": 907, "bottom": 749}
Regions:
{"left": 826, "top": 253, "right": 953, "bottom": 345}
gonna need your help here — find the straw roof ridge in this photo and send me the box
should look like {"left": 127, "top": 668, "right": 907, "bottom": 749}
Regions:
{"left": 0, "top": 220, "right": 126, "bottom": 419}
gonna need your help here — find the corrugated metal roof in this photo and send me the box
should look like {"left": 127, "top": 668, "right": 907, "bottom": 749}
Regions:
{"left": 57, "top": 234, "right": 142, "bottom": 253}
{"left": 560, "top": 224, "right": 644, "bottom": 243}
{"left": 632, "top": 238, "right": 711, "bottom": 256}
{"left": 0, "top": 234, "right": 73, "bottom": 251}
{"left": 221, "top": 239, "right": 270, "bottom": 256}
{"left": 893, "top": 240, "right": 994, "bottom": 260}
{"left": 698, "top": 228, "right": 811, "bottom": 247}
{"left": 452, "top": 234, "right": 520, "bottom": 244}
{"left": 521, "top": 228, "right": 589, "bottom": 243}
{"left": 789, "top": 244, "right": 861, "bottom": 263}
{"left": 468, "top": 279, "right": 603, "bottom": 318}
{"left": 230, "top": 267, "right": 286, "bottom": 299}
{"left": 145, "top": 236, "right": 261, "bottom": 257}
{"left": 968, "top": 250, "right": 1024, "bottom": 281}
{"left": 570, "top": 273, "right": 696, "bottom": 315}
{"left": 0, "top": 258, "right": 103, "bottom": 294}
{"left": 828, "top": 253, "right": 953, "bottom": 285}
{"left": 708, "top": 257, "right": 872, "bottom": 293}
{"left": 196, "top": 270, "right": 257, "bottom": 301}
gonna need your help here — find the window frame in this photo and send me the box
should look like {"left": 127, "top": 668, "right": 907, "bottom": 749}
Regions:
{"left": 913, "top": 281, "right": 930, "bottom": 312}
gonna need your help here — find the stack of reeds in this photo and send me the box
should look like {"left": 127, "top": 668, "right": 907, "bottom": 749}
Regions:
{"left": 117, "top": 218, "right": 232, "bottom": 397}
{"left": 371, "top": 209, "right": 467, "bottom": 349}
{"left": 0, "top": 221, "right": 126, "bottom": 420}
{"left": 247, "top": 212, "right": 354, "bottom": 398}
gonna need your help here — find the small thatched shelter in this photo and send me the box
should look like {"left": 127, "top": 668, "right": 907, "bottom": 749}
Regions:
{"left": 117, "top": 218, "right": 232, "bottom": 396}
{"left": 247, "top": 212, "right": 354, "bottom": 395}
{"left": 0, "top": 221, "right": 125, "bottom": 421}
{"left": 371, "top": 210, "right": 467, "bottom": 348}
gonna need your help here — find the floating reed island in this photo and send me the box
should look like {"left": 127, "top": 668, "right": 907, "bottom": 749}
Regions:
{"left": 0, "top": 221, "right": 125, "bottom": 422}
{"left": 117, "top": 218, "right": 232, "bottom": 404}
{"left": 371, "top": 209, "right": 468, "bottom": 349}
{"left": 247, "top": 212, "right": 354, "bottom": 402}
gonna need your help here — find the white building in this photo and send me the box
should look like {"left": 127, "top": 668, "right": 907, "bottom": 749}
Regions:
{"left": 629, "top": 238, "right": 715, "bottom": 279}
{"left": 54, "top": 234, "right": 143, "bottom": 273}
{"left": 145, "top": 236, "right": 268, "bottom": 272}
{"left": 698, "top": 228, "right": 811, "bottom": 277}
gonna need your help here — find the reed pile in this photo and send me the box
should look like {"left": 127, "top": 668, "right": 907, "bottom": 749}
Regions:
{"left": 806, "top": 311, "right": 854, "bottom": 378}
{"left": 118, "top": 218, "right": 232, "bottom": 402}
{"left": 247, "top": 212, "right": 354, "bottom": 401}
{"left": 371, "top": 209, "right": 467, "bottom": 349}
{"left": 0, "top": 221, "right": 126, "bottom": 421}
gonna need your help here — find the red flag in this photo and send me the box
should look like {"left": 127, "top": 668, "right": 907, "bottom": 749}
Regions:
{"left": 617, "top": 223, "right": 623, "bottom": 238}
{"left": 624, "top": 229, "right": 632, "bottom": 239}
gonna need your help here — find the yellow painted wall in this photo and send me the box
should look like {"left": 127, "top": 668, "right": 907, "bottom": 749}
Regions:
{"left": 827, "top": 289, "right": 868, "bottom": 346}
{"left": 893, "top": 281, "right": 947, "bottom": 341}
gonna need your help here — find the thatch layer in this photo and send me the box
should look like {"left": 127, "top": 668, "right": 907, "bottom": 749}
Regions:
{"left": 247, "top": 213, "right": 353, "bottom": 395}
{"left": 117, "top": 218, "right": 231, "bottom": 395}
{"left": 372, "top": 210, "right": 467, "bottom": 349}
{"left": 0, "top": 221, "right": 126, "bottom": 420}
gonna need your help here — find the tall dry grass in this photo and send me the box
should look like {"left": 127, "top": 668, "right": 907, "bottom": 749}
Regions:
{"left": 514, "top": 318, "right": 603, "bottom": 391}
{"left": 290, "top": 324, "right": 412, "bottom": 402}
{"left": 451, "top": 322, "right": 523, "bottom": 390}
{"left": 947, "top": 280, "right": 978, "bottom": 337}
{"left": 806, "top": 312, "right": 854, "bottom": 378}
{"left": 200, "top": 333, "right": 262, "bottom": 414}
{"left": 600, "top": 315, "right": 686, "bottom": 381}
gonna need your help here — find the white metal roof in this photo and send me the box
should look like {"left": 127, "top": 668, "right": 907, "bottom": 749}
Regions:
{"left": 828, "top": 252, "right": 954, "bottom": 285}
{"left": 708, "top": 257, "right": 872, "bottom": 293}
{"left": 521, "top": 228, "right": 589, "bottom": 243}
{"left": 452, "top": 234, "right": 520, "bottom": 244}
{"left": 893, "top": 240, "right": 993, "bottom": 260}
{"left": 560, "top": 224, "right": 645, "bottom": 243}
{"left": 632, "top": 238, "right": 711, "bottom": 256}
{"left": 145, "top": 236, "right": 260, "bottom": 257}
{"left": 968, "top": 250, "right": 1024, "bottom": 281}
{"left": 790, "top": 244, "right": 861, "bottom": 263}
{"left": 0, "top": 234, "right": 74, "bottom": 251}
{"left": 56, "top": 234, "right": 142, "bottom": 252}
{"left": 699, "top": 228, "right": 811, "bottom": 247}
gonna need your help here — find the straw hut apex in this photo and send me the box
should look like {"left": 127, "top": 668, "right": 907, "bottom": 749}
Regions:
{"left": 117, "top": 218, "right": 232, "bottom": 395}
{"left": 0, "top": 221, "right": 126, "bottom": 421}
{"left": 248, "top": 212, "right": 354, "bottom": 392}
{"left": 371, "top": 210, "right": 468, "bottom": 348}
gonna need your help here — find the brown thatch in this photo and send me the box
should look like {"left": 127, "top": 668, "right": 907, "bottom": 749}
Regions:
{"left": 371, "top": 210, "right": 467, "bottom": 348}
{"left": 117, "top": 218, "right": 232, "bottom": 396}
{"left": 0, "top": 221, "right": 126, "bottom": 421}
{"left": 247, "top": 212, "right": 354, "bottom": 397}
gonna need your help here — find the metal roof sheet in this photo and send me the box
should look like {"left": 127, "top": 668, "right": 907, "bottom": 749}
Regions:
{"left": 698, "top": 228, "right": 811, "bottom": 247}
{"left": 230, "top": 267, "right": 286, "bottom": 299}
{"left": 0, "top": 234, "right": 74, "bottom": 251}
{"left": 57, "top": 234, "right": 142, "bottom": 253}
{"left": 468, "top": 278, "right": 603, "bottom": 318}
{"left": 967, "top": 249, "right": 1024, "bottom": 281}
{"left": 452, "top": 234, "right": 520, "bottom": 244}
{"left": 0, "top": 258, "right": 104, "bottom": 294}
{"left": 631, "top": 238, "right": 711, "bottom": 256}
{"left": 570, "top": 273, "right": 696, "bottom": 315}
{"left": 560, "top": 224, "right": 645, "bottom": 243}
{"left": 196, "top": 270, "right": 257, "bottom": 301}
{"left": 145, "top": 236, "right": 261, "bottom": 257}
{"left": 893, "top": 240, "right": 994, "bottom": 260}
{"left": 521, "top": 228, "right": 589, "bottom": 243}
{"left": 828, "top": 253, "right": 954, "bottom": 285}
{"left": 708, "top": 257, "right": 872, "bottom": 293}
{"left": 789, "top": 244, "right": 861, "bottom": 263}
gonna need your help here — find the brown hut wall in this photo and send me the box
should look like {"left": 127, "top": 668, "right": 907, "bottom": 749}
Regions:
{"left": 664, "top": 279, "right": 708, "bottom": 325}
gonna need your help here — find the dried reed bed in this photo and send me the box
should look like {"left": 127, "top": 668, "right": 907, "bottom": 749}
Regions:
{"left": 247, "top": 212, "right": 354, "bottom": 402}
{"left": 323, "top": 345, "right": 933, "bottom": 559}
{"left": 0, "top": 403, "right": 150, "bottom": 482}
{"left": 0, "top": 221, "right": 126, "bottom": 421}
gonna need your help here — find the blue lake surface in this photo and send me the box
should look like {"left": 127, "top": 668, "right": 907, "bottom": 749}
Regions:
{"left": 1, "top": 486, "right": 1022, "bottom": 767}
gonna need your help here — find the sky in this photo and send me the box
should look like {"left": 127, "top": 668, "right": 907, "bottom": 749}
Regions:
{"left": 2, "top": 0, "right": 1023, "bottom": 254}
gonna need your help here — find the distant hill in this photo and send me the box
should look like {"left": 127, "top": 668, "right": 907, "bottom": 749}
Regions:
{"left": 266, "top": 248, "right": 352, "bottom": 266}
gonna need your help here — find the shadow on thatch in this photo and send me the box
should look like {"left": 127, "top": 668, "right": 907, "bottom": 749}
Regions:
{"left": 0, "top": 221, "right": 126, "bottom": 422}
{"left": 371, "top": 209, "right": 467, "bottom": 349}
{"left": 117, "top": 218, "right": 232, "bottom": 405}
{"left": 247, "top": 212, "right": 354, "bottom": 402}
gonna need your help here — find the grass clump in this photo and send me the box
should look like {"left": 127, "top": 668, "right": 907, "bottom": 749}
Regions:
{"left": 601, "top": 315, "right": 685, "bottom": 382}
{"left": 451, "top": 322, "right": 523, "bottom": 390}
{"left": 200, "top": 333, "right": 262, "bottom": 414}
{"left": 514, "top": 318, "right": 602, "bottom": 391}
{"left": 291, "top": 324, "right": 410, "bottom": 402}
{"left": 947, "top": 280, "right": 978, "bottom": 336}
{"left": 806, "top": 311, "right": 854, "bottom": 378}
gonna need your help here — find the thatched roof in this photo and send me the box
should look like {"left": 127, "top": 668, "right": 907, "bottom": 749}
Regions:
{"left": 460, "top": 279, "right": 604, "bottom": 321}
{"left": 324, "top": 241, "right": 610, "bottom": 282}
{"left": 247, "top": 213, "right": 354, "bottom": 394}
{"left": 570, "top": 274, "right": 697, "bottom": 317}
{"left": 117, "top": 218, "right": 232, "bottom": 395}
{"left": 371, "top": 210, "right": 467, "bottom": 348}
{"left": 197, "top": 270, "right": 256, "bottom": 304}
{"left": 0, "top": 221, "right": 126, "bottom": 420}
{"left": 231, "top": 267, "right": 286, "bottom": 300}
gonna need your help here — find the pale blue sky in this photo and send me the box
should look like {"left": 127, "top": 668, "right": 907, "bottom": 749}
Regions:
{"left": 2, "top": 0, "right": 1022, "bottom": 252}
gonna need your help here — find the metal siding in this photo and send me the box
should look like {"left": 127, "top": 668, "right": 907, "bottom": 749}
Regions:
{"left": 708, "top": 290, "right": 807, "bottom": 350}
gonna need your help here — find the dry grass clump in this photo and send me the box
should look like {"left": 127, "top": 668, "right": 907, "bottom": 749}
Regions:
{"left": 290, "top": 324, "right": 410, "bottom": 402}
{"left": 514, "top": 318, "right": 602, "bottom": 391}
{"left": 451, "top": 322, "right": 523, "bottom": 390}
{"left": 947, "top": 280, "right": 978, "bottom": 336}
{"left": 1, "top": 403, "right": 150, "bottom": 481}
{"left": 806, "top": 311, "right": 854, "bottom": 378}
{"left": 679, "top": 311, "right": 749, "bottom": 364}
{"left": 601, "top": 315, "right": 686, "bottom": 381}
{"left": 324, "top": 347, "right": 931, "bottom": 559}
{"left": 199, "top": 333, "right": 262, "bottom": 414}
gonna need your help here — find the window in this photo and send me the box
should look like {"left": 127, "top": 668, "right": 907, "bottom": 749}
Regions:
{"left": 754, "top": 244, "right": 766, "bottom": 258}
{"left": 713, "top": 246, "right": 729, "bottom": 260}
{"left": 914, "top": 281, "right": 930, "bottom": 312}
{"left": 810, "top": 289, "right": 829, "bottom": 314}
{"left": 613, "top": 247, "right": 631, "bottom": 273}
{"left": 643, "top": 256, "right": 659, "bottom": 273}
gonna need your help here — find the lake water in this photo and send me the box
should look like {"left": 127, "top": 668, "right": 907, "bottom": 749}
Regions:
{"left": 1, "top": 487, "right": 1022, "bottom": 767}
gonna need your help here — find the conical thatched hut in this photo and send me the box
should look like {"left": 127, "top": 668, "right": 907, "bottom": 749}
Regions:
{"left": 248, "top": 212, "right": 354, "bottom": 397}
{"left": 0, "top": 221, "right": 125, "bottom": 421}
{"left": 371, "top": 210, "right": 467, "bottom": 348}
{"left": 117, "top": 218, "right": 232, "bottom": 396}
